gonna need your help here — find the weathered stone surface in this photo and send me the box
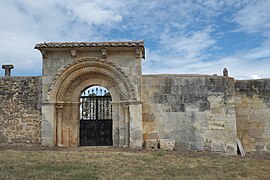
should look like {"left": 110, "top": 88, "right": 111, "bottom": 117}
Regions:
{"left": 235, "top": 79, "right": 270, "bottom": 152}
{"left": 211, "top": 140, "right": 226, "bottom": 152}
{"left": 145, "top": 139, "right": 158, "bottom": 150}
{"left": 0, "top": 77, "right": 41, "bottom": 144}
{"left": 160, "top": 139, "right": 175, "bottom": 151}
{"left": 189, "top": 142, "right": 203, "bottom": 151}
{"left": 142, "top": 75, "right": 238, "bottom": 154}
{"left": 143, "top": 132, "right": 159, "bottom": 139}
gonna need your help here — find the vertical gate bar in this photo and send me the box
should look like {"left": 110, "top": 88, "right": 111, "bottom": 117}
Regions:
{"left": 95, "top": 96, "right": 98, "bottom": 145}
{"left": 82, "top": 97, "right": 85, "bottom": 120}
{"left": 99, "top": 96, "right": 102, "bottom": 120}
{"left": 110, "top": 96, "right": 112, "bottom": 119}
{"left": 87, "top": 97, "right": 90, "bottom": 120}
{"left": 101, "top": 96, "right": 104, "bottom": 119}
{"left": 104, "top": 97, "right": 106, "bottom": 119}
{"left": 103, "top": 96, "right": 105, "bottom": 119}
{"left": 90, "top": 89, "right": 93, "bottom": 120}
{"left": 91, "top": 97, "right": 93, "bottom": 120}
{"left": 80, "top": 97, "right": 82, "bottom": 120}
{"left": 107, "top": 96, "right": 108, "bottom": 119}
{"left": 89, "top": 97, "right": 91, "bottom": 120}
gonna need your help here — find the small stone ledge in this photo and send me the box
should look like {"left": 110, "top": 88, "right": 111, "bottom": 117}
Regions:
{"left": 144, "top": 139, "right": 175, "bottom": 151}
{"left": 159, "top": 139, "right": 175, "bottom": 151}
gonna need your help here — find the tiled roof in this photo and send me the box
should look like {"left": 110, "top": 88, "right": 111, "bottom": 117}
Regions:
{"left": 35, "top": 41, "right": 144, "bottom": 49}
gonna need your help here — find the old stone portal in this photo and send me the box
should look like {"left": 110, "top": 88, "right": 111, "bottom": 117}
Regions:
{"left": 36, "top": 42, "right": 144, "bottom": 148}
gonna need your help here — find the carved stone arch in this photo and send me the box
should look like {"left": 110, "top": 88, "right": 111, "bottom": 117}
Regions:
{"left": 38, "top": 41, "right": 144, "bottom": 149}
{"left": 48, "top": 57, "right": 137, "bottom": 102}
{"left": 44, "top": 57, "right": 142, "bottom": 149}
{"left": 65, "top": 73, "right": 119, "bottom": 102}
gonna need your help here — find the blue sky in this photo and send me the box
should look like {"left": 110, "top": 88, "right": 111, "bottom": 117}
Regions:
{"left": 0, "top": 0, "right": 270, "bottom": 79}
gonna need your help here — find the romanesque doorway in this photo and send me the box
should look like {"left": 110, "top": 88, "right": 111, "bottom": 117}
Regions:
{"left": 79, "top": 86, "right": 112, "bottom": 146}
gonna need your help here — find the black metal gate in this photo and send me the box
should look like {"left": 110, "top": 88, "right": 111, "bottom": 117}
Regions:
{"left": 80, "top": 88, "right": 112, "bottom": 146}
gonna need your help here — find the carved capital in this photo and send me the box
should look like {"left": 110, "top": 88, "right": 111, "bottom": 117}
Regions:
{"left": 121, "top": 100, "right": 143, "bottom": 106}
{"left": 70, "top": 49, "right": 77, "bottom": 58}
{"left": 56, "top": 104, "right": 64, "bottom": 109}
{"left": 121, "top": 101, "right": 129, "bottom": 108}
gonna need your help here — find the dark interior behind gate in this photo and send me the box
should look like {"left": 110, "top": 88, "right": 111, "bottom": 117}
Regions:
{"left": 80, "top": 87, "right": 112, "bottom": 146}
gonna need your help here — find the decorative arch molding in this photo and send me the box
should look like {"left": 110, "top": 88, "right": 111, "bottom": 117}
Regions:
{"left": 47, "top": 57, "right": 137, "bottom": 102}
{"left": 41, "top": 57, "right": 143, "bottom": 149}
{"left": 65, "top": 73, "right": 119, "bottom": 102}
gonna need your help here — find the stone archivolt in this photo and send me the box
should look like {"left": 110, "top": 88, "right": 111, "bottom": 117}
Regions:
{"left": 65, "top": 73, "right": 116, "bottom": 101}
{"left": 48, "top": 57, "right": 136, "bottom": 102}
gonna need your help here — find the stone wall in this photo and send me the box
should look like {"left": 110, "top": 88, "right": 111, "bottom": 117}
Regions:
{"left": 0, "top": 76, "right": 41, "bottom": 143}
{"left": 0, "top": 68, "right": 269, "bottom": 153}
{"left": 235, "top": 79, "right": 270, "bottom": 152}
{"left": 142, "top": 75, "right": 238, "bottom": 154}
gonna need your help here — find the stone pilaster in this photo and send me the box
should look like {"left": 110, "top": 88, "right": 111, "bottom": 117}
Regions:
{"left": 128, "top": 100, "right": 143, "bottom": 149}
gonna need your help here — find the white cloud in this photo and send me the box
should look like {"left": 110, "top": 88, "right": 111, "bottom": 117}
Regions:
{"left": 0, "top": 0, "right": 125, "bottom": 75}
{"left": 250, "top": 74, "right": 261, "bottom": 79}
{"left": 64, "top": 1, "right": 123, "bottom": 25}
{"left": 143, "top": 40, "right": 270, "bottom": 80}
{"left": 233, "top": 0, "right": 270, "bottom": 36}
{"left": 0, "top": 0, "right": 269, "bottom": 79}
{"left": 160, "top": 28, "right": 216, "bottom": 60}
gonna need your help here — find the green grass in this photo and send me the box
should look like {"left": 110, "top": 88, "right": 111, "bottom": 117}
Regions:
{"left": 0, "top": 148, "right": 269, "bottom": 179}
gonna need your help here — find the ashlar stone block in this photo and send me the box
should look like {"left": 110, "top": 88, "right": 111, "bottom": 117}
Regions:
{"left": 159, "top": 139, "right": 175, "bottom": 151}
{"left": 145, "top": 139, "right": 158, "bottom": 150}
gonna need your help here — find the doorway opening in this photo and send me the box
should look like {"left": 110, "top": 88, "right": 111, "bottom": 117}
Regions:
{"left": 79, "top": 86, "right": 112, "bottom": 146}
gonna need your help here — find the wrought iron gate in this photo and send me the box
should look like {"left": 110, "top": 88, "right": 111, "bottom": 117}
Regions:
{"left": 80, "top": 88, "right": 112, "bottom": 146}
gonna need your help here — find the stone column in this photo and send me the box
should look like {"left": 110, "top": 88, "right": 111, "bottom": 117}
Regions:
{"left": 223, "top": 68, "right": 228, "bottom": 77}
{"left": 128, "top": 100, "right": 143, "bottom": 149}
{"left": 2, "top": 65, "right": 14, "bottom": 76}
{"left": 56, "top": 104, "right": 63, "bottom": 146}
{"left": 112, "top": 102, "right": 120, "bottom": 147}
{"left": 123, "top": 104, "right": 130, "bottom": 147}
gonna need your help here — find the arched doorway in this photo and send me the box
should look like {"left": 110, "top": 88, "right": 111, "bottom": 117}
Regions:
{"left": 41, "top": 58, "right": 143, "bottom": 148}
{"left": 80, "top": 86, "right": 112, "bottom": 146}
